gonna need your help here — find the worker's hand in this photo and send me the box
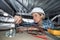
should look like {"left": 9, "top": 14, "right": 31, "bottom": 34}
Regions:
{"left": 28, "top": 27, "right": 39, "bottom": 30}
{"left": 14, "top": 15, "right": 22, "bottom": 24}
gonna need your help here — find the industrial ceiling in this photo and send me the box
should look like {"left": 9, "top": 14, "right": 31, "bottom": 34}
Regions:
{"left": 0, "top": 0, "right": 60, "bottom": 18}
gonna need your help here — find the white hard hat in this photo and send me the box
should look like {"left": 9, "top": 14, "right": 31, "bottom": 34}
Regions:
{"left": 31, "top": 7, "right": 45, "bottom": 15}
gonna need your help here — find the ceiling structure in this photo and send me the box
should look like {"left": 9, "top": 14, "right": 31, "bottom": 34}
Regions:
{"left": 0, "top": 0, "right": 60, "bottom": 19}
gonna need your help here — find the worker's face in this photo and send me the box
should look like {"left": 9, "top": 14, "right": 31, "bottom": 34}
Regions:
{"left": 32, "top": 12, "right": 43, "bottom": 23}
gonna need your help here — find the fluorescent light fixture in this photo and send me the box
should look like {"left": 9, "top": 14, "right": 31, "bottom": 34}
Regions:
{"left": 3, "top": 12, "right": 8, "bottom": 16}
{"left": 22, "top": 18, "right": 34, "bottom": 23}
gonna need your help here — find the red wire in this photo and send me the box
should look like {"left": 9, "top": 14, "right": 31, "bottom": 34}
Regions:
{"left": 32, "top": 35, "right": 48, "bottom": 40}
{"left": 28, "top": 28, "right": 48, "bottom": 40}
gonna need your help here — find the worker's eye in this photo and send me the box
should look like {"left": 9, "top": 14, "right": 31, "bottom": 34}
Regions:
{"left": 35, "top": 15, "right": 37, "bottom": 17}
{"left": 39, "top": 14, "right": 41, "bottom": 16}
{"left": 39, "top": 13, "right": 44, "bottom": 16}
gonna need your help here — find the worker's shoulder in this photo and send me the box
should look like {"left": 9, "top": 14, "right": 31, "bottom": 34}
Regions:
{"left": 43, "top": 19, "right": 52, "bottom": 23}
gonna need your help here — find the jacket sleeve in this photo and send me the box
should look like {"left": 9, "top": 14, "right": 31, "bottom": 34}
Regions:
{"left": 15, "top": 21, "right": 34, "bottom": 27}
{"left": 46, "top": 20, "right": 55, "bottom": 29}
{"left": 43, "top": 20, "right": 55, "bottom": 29}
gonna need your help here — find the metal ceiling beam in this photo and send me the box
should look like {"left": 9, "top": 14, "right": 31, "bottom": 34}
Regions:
{"left": 3, "top": 0, "right": 14, "bottom": 13}
{"left": 0, "top": 0, "right": 15, "bottom": 15}
{"left": 36, "top": 0, "right": 49, "bottom": 9}
{"left": 16, "top": 0, "right": 29, "bottom": 11}
{"left": 43, "top": 0, "right": 54, "bottom": 10}
{"left": 48, "top": 11, "right": 60, "bottom": 16}
{"left": 47, "top": 4, "right": 60, "bottom": 12}
{"left": 45, "top": 0, "right": 60, "bottom": 11}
